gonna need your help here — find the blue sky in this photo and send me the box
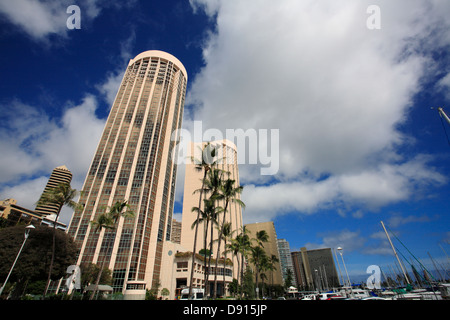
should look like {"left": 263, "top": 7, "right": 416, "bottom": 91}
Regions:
{"left": 0, "top": 0, "right": 449, "bottom": 281}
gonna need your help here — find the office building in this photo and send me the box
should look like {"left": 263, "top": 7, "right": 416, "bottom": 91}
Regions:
{"left": 277, "top": 238, "right": 296, "bottom": 285}
{"left": 35, "top": 165, "right": 73, "bottom": 217}
{"left": 291, "top": 247, "right": 340, "bottom": 291}
{"left": 67, "top": 50, "right": 187, "bottom": 298}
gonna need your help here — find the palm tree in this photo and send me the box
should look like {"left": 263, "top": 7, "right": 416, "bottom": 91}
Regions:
{"left": 89, "top": 200, "right": 134, "bottom": 300}
{"left": 228, "top": 226, "right": 252, "bottom": 298}
{"left": 267, "top": 254, "right": 279, "bottom": 297}
{"left": 250, "top": 245, "right": 268, "bottom": 299}
{"left": 188, "top": 142, "right": 218, "bottom": 297}
{"left": 248, "top": 230, "right": 269, "bottom": 299}
{"left": 89, "top": 212, "right": 114, "bottom": 299}
{"left": 253, "top": 230, "right": 269, "bottom": 248}
{"left": 213, "top": 177, "right": 245, "bottom": 298}
{"left": 219, "top": 222, "right": 232, "bottom": 297}
{"left": 191, "top": 198, "right": 221, "bottom": 295}
{"left": 35, "top": 182, "right": 80, "bottom": 297}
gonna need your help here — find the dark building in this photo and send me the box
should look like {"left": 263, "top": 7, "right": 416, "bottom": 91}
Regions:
{"left": 291, "top": 247, "right": 340, "bottom": 291}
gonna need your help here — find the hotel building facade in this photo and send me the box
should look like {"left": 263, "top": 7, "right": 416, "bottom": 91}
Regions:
{"left": 67, "top": 50, "right": 187, "bottom": 298}
{"left": 157, "top": 140, "right": 244, "bottom": 299}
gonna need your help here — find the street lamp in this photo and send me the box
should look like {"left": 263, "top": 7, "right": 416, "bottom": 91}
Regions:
{"left": 0, "top": 225, "right": 35, "bottom": 296}
{"left": 336, "top": 247, "right": 351, "bottom": 288}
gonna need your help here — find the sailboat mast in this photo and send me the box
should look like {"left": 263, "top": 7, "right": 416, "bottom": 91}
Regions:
{"left": 438, "top": 107, "right": 450, "bottom": 125}
{"left": 380, "top": 221, "right": 411, "bottom": 284}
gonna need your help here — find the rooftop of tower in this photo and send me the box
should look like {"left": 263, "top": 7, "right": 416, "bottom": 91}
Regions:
{"left": 129, "top": 50, "right": 188, "bottom": 81}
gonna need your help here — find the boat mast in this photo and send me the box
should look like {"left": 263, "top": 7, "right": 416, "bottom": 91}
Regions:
{"left": 380, "top": 221, "right": 411, "bottom": 285}
{"left": 437, "top": 107, "right": 450, "bottom": 125}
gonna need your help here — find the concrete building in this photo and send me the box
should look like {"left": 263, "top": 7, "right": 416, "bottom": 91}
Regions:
{"left": 158, "top": 140, "right": 244, "bottom": 299}
{"left": 35, "top": 165, "right": 73, "bottom": 217}
{"left": 170, "top": 219, "right": 182, "bottom": 244}
{"left": 277, "top": 239, "right": 296, "bottom": 285}
{"left": 291, "top": 247, "right": 340, "bottom": 291}
{"left": 244, "top": 221, "right": 283, "bottom": 286}
{"left": 0, "top": 198, "right": 67, "bottom": 230}
{"left": 67, "top": 50, "right": 187, "bottom": 298}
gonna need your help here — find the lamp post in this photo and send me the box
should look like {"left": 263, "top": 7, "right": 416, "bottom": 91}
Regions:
{"left": 0, "top": 225, "right": 35, "bottom": 296}
{"left": 336, "top": 247, "right": 351, "bottom": 287}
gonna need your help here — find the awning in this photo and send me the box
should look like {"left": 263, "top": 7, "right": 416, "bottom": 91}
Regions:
{"left": 84, "top": 284, "right": 113, "bottom": 292}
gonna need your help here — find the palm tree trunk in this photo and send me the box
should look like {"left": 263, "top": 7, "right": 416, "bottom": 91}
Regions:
{"left": 203, "top": 218, "right": 210, "bottom": 294}
{"left": 90, "top": 229, "right": 114, "bottom": 300}
{"left": 188, "top": 171, "right": 207, "bottom": 297}
{"left": 213, "top": 201, "right": 229, "bottom": 298}
{"left": 206, "top": 217, "right": 214, "bottom": 297}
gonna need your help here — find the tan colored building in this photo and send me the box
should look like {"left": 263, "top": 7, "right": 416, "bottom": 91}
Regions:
{"left": 179, "top": 140, "right": 244, "bottom": 291}
{"left": 244, "top": 221, "right": 283, "bottom": 286}
{"left": 170, "top": 219, "right": 182, "bottom": 244}
{"left": 155, "top": 140, "right": 244, "bottom": 299}
{"left": 67, "top": 50, "right": 187, "bottom": 299}
{"left": 0, "top": 198, "right": 67, "bottom": 230}
{"left": 35, "top": 165, "right": 73, "bottom": 217}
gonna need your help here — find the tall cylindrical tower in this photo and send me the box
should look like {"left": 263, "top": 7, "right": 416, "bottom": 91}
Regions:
{"left": 68, "top": 51, "right": 187, "bottom": 295}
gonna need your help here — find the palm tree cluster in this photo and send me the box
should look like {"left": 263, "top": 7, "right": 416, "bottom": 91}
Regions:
{"left": 188, "top": 142, "right": 245, "bottom": 299}
{"left": 35, "top": 182, "right": 81, "bottom": 298}
{"left": 228, "top": 228, "right": 279, "bottom": 299}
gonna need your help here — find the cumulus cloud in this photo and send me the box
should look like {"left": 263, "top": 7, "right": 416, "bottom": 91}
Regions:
{"left": 0, "top": 0, "right": 105, "bottom": 41}
{"left": 0, "top": 96, "right": 105, "bottom": 223}
{"left": 304, "top": 230, "right": 365, "bottom": 253}
{"left": 187, "top": 0, "right": 450, "bottom": 222}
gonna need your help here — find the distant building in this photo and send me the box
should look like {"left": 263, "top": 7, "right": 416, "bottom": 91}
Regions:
{"left": 170, "top": 219, "right": 182, "bottom": 244}
{"left": 291, "top": 247, "right": 340, "bottom": 291}
{"left": 244, "top": 221, "right": 283, "bottom": 286}
{"left": 35, "top": 165, "right": 73, "bottom": 217}
{"left": 0, "top": 198, "right": 67, "bottom": 230}
{"left": 277, "top": 239, "right": 296, "bottom": 285}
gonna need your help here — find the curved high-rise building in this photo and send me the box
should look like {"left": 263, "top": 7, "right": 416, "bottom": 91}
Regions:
{"left": 67, "top": 50, "right": 187, "bottom": 297}
{"left": 35, "top": 165, "right": 73, "bottom": 217}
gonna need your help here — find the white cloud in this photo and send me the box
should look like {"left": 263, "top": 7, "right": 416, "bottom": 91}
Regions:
{"left": 305, "top": 230, "right": 365, "bottom": 253}
{"left": 0, "top": 0, "right": 104, "bottom": 41}
{"left": 188, "top": 0, "right": 450, "bottom": 222}
{"left": 0, "top": 96, "right": 105, "bottom": 224}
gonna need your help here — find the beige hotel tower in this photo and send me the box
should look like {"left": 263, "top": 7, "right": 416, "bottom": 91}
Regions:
{"left": 67, "top": 50, "right": 187, "bottom": 298}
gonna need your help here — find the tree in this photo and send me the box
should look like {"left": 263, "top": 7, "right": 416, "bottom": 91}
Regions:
{"left": 213, "top": 177, "right": 245, "bottom": 298}
{"left": 35, "top": 182, "right": 80, "bottom": 297}
{"left": 248, "top": 229, "right": 269, "bottom": 299}
{"left": 188, "top": 142, "right": 218, "bottom": 297}
{"left": 250, "top": 246, "right": 268, "bottom": 299}
{"left": 161, "top": 288, "right": 170, "bottom": 299}
{"left": 228, "top": 227, "right": 252, "bottom": 298}
{"left": 253, "top": 230, "right": 269, "bottom": 248}
{"left": 0, "top": 225, "right": 77, "bottom": 299}
{"left": 191, "top": 198, "right": 221, "bottom": 296}
{"left": 267, "top": 254, "right": 279, "bottom": 294}
{"left": 284, "top": 268, "right": 294, "bottom": 289}
{"left": 89, "top": 200, "right": 134, "bottom": 300}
